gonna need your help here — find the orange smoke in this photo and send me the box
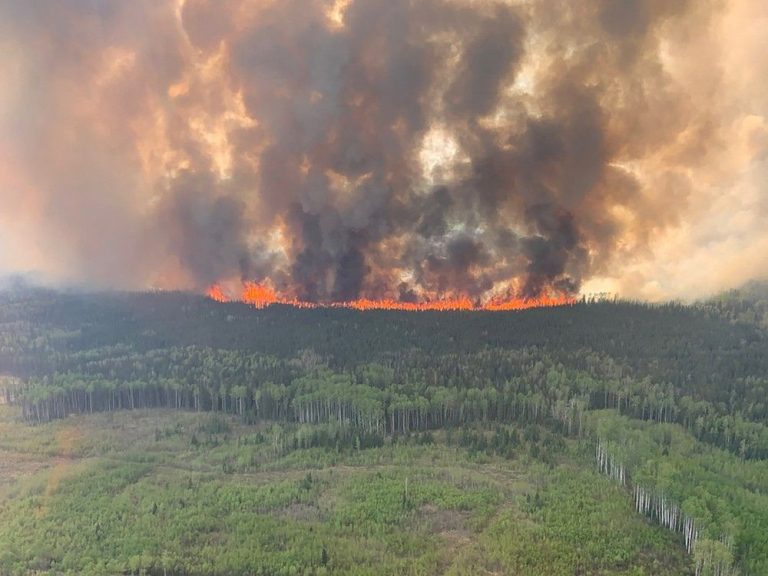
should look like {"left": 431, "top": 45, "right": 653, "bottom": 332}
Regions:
{"left": 206, "top": 282, "right": 575, "bottom": 311}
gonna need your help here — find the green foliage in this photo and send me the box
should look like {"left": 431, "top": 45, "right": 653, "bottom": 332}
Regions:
{"left": 0, "top": 409, "right": 693, "bottom": 575}
{"left": 447, "top": 469, "right": 690, "bottom": 575}
{"left": 587, "top": 411, "right": 768, "bottom": 574}
{"left": 3, "top": 287, "right": 768, "bottom": 572}
{"left": 334, "top": 470, "right": 499, "bottom": 532}
{"left": 6, "top": 289, "right": 768, "bottom": 460}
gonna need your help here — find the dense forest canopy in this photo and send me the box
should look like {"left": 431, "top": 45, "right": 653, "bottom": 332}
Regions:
{"left": 1, "top": 284, "right": 768, "bottom": 574}
{"left": 3, "top": 286, "right": 768, "bottom": 427}
{"left": 704, "top": 279, "right": 768, "bottom": 328}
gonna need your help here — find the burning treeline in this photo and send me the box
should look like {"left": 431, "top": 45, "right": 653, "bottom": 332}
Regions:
{"left": 1, "top": 0, "right": 765, "bottom": 303}
{"left": 205, "top": 281, "right": 575, "bottom": 311}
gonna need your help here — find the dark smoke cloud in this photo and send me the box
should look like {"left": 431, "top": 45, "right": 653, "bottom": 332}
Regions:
{"left": 1, "top": 0, "right": 763, "bottom": 301}
{"left": 162, "top": 171, "right": 252, "bottom": 287}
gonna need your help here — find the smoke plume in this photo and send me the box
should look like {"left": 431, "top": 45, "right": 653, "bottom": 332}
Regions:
{"left": 0, "top": 0, "right": 766, "bottom": 302}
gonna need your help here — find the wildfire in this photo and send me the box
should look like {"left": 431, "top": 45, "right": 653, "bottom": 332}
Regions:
{"left": 340, "top": 297, "right": 474, "bottom": 311}
{"left": 205, "top": 282, "right": 576, "bottom": 311}
{"left": 205, "top": 284, "right": 229, "bottom": 303}
{"left": 483, "top": 293, "right": 576, "bottom": 311}
{"left": 242, "top": 282, "right": 278, "bottom": 307}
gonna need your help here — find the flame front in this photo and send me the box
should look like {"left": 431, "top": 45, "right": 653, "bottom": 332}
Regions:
{"left": 241, "top": 282, "right": 278, "bottom": 307}
{"left": 205, "top": 284, "right": 229, "bottom": 303}
{"left": 206, "top": 282, "right": 575, "bottom": 311}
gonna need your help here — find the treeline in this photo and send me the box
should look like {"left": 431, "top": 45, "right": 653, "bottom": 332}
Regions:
{"left": 3, "top": 289, "right": 768, "bottom": 412}
{"left": 11, "top": 364, "right": 588, "bottom": 437}
{"left": 701, "top": 279, "right": 768, "bottom": 328}
{"left": 9, "top": 351, "right": 768, "bottom": 460}
{"left": 588, "top": 412, "right": 768, "bottom": 576}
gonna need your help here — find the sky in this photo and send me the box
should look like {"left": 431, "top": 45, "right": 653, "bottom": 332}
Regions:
{"left": 0, "top": 0, "right": 766, "bottom": 302}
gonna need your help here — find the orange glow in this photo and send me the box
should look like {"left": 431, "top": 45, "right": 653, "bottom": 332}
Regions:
{"left": 339, "top": 297, "right": 474, "bottom": 311}
{"left": 206, "top": 284, "right": 229, "bottom": 303}
{"left": 205, "top": 282, "right": 576, "bottom": 311}
{"left": 483, "top": 293, "right": 576, "bottom": 311}
{"left": 241, "top": 281, "right": 279, "bottom": 307}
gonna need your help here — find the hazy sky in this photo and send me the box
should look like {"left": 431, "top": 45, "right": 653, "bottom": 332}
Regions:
{"left": 0, "top": 0, "right": 766, "bottom": 302}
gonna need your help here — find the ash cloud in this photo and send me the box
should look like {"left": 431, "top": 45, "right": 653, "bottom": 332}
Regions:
{"left": 0, "top": 0, "right": 765, "bottom": 302}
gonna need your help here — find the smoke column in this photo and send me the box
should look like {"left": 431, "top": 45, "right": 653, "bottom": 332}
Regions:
{"left": 0, "top": 0, "right": 766, "bottom": 302}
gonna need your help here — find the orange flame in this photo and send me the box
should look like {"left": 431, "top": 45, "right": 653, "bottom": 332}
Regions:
{"left": 339, "top": 297, "right": 474, "bottom": 311}
{"left": 483, "top": 293, "right": 575, "bottom": 311}
{"left": 241, "top": 281, "right": 279, "bottom": 308}
{"left": 206, "top": 284, "right": 229, "bottom": 303}
{"left": 206, "top": 282, "right": 576, "bottom": 311}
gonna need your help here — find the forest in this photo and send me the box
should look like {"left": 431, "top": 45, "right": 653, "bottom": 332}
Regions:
{"left": 1, "top": 283, "right": 768, "bottom": 575}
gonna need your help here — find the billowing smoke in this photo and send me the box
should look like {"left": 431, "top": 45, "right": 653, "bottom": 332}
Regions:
{"left": 0, "top": 0, "right": 766, "bottom": 302}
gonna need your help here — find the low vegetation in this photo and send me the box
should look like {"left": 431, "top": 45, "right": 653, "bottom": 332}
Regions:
{"left": 0, "top": 406, "right": 692, "bottom": 575}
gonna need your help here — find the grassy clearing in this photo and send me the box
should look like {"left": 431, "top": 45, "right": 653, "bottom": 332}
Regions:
{"left": 0, "top": 407, "right": 691, "bottom": 575}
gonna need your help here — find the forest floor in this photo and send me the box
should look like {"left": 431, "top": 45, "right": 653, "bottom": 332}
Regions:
{"left": 0, "top": 405, "right": 692, "bottom": 575}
